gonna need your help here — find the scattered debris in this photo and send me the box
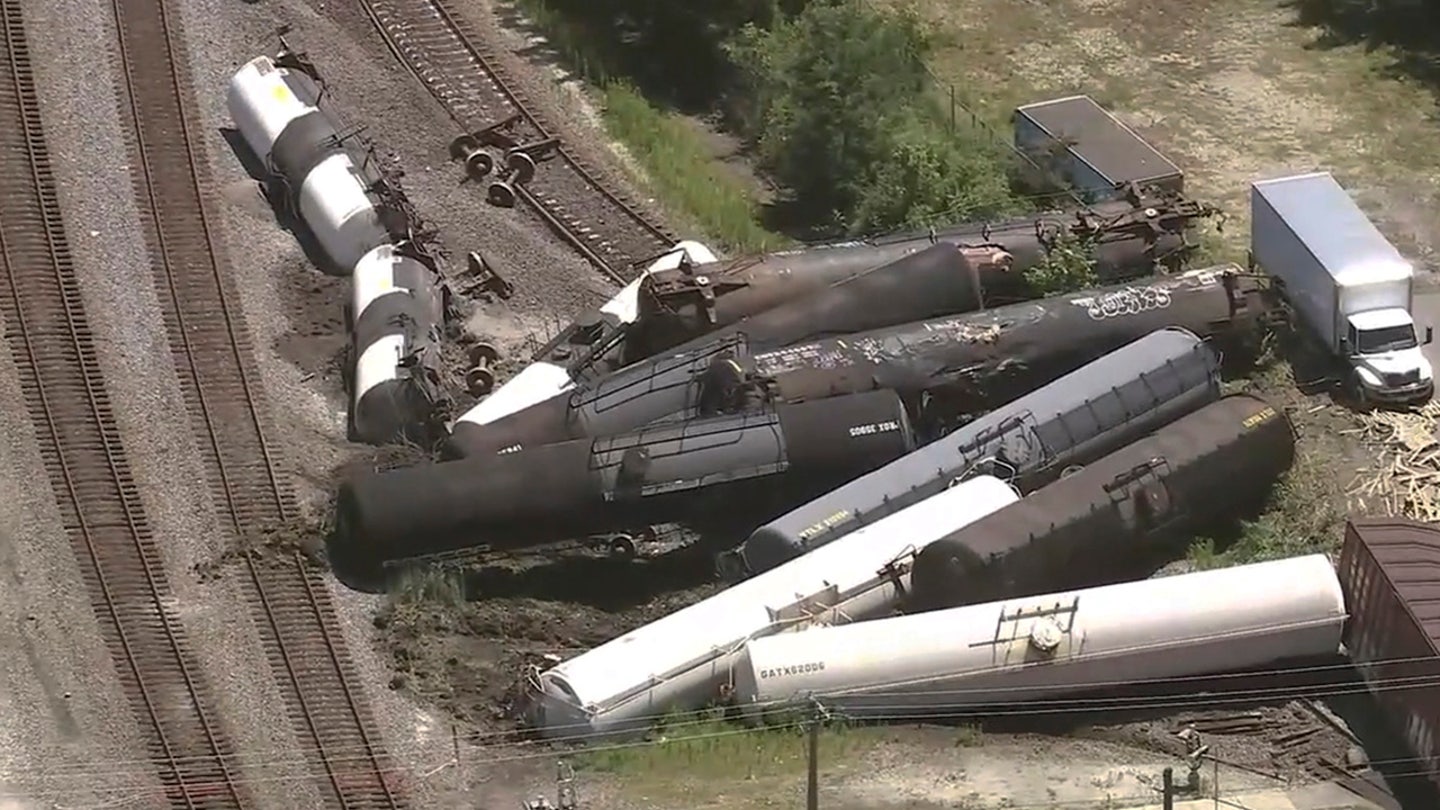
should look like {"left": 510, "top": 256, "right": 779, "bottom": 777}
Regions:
{"left": 1346, "top": 400, "right": 1440, "bottom": 520}
{"left": 195, "top": 517, "right": 330, "bottom": 581}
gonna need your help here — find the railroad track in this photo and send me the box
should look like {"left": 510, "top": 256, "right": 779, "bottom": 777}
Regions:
{"left": 0, "top": 1, "right": 247, "bottom": 806}
{"left": 359, "top": 0, "right": 677, "bottom": 283}
{"left": 110, "top": 0, "right": 404, "bottom": 806}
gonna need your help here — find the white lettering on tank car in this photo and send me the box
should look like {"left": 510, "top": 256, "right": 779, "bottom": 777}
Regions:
{"left": 759, "top": 661, "right": 826, "bottom": 679}
{"left": 848, "top": 420, "right": 901, "bottom": 438}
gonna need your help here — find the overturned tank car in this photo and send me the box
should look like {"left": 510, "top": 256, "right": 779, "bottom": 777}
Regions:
{"left": 732, "top": 326, "right": 1224, "bottom": 576}
{"left": 907, "top": 393, "right": 1296, "bottom": 611}
{"left": 331, "top": 388, "right": 916, "bottom": 570}
{"left": 455, "top": 265, "right": 1263, "bottom": 460}
{"left": 452, "top": 188, "right": 1220, "bottom": 443}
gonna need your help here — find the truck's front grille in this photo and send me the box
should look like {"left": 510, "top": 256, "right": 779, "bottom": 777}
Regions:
{"left": 1384, "top": 370, "right": 1421, "bottom": 386}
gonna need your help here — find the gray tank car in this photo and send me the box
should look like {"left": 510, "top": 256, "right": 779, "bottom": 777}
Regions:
{"left": 907, "top": 393, "right": 1296, "bottom": 610}
{"left": 732, "top": 326, "right": 1225, "bottom": 576}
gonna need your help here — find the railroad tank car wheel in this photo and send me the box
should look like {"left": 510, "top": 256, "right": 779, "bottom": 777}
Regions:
{"left": 607, "top": 534, "right": 637, "bottom": 560}
{"left": 449, "top": 134, "right": 481, "bottom": 161}
{"left": 464, "top": 150, "right": 495, "bottom": 182}
{"left": 465, "top": 366, "right": 496, "bottom": 397}
{"left": 487, "top": 180, "right": 517, "bottom": 208}
{"left": 468, "top": 342, "right": 499, "bottom": 368}
{"left": 506, "top": 151, "right": 537, "bottom": 185}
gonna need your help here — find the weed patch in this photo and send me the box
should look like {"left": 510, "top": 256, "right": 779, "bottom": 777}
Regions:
{"left": 600, "top": 84, "right": 785, "bottom": 254}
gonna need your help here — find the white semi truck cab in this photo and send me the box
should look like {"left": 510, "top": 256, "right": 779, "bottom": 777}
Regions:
{"left": 1250, "top": 173, "right": 1434, "bottom": 406}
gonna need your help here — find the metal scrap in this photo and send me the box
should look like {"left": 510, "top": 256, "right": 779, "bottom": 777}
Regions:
{"left": 1346, "top": 401, "right": 1440, "bottom": 521}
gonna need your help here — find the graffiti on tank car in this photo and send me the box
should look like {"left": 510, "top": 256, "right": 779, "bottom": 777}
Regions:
{"left": 759, "top": 661, "right": 826, "bottom": 679}
{"left": 849, "top": 420, "right": 901, "bottom": 438}
{"left": 1072, "top": 284, "right": 1173, "bottom": 321}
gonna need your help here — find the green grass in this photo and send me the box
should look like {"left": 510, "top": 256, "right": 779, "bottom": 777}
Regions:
{"left": 511, "top": 0, "right": 786, "bottom": 255}
{"left": 387, "top": 564, "right": 466, "bottom": 608}
{"left": 599, "top": 83, "right": 786, "bottom": 254}
{"left": 1189, "top": 357, "right": 1353, "bottom": 569}
{"left": 573, "top": 709, "right": 980, "bottom": 804}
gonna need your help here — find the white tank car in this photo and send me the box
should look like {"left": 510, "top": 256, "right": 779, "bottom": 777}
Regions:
{"left": 530, "top": 475, "right": 1019, "bottom": 740}
{"left": 453, "top": 240, "right": 718, "bottom": 427}
{"left": 226, "top": 55, "right": 318, "bottom": 166}
{"left": 350, "top": 244, "right": 447, "bottom": 444}
{"left": 735, "top": 554, "right": 1347, "bottom": 720}
{"left": 226, "top": 55, "right": 389, "bottom": 273}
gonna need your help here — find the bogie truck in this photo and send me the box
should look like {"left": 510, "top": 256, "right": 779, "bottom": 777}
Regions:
{"left": 1249, "top": 172, "right": 1434, "bottom": 406}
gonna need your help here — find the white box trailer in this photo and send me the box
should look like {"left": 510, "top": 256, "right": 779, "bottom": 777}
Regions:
{"left": 1250, "top": 172, "right": 1433, "bottom": 405}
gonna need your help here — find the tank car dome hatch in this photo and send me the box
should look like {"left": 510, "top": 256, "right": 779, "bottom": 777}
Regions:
{"left": 1029, "top": 617, "right": 1065, "bottom": 654}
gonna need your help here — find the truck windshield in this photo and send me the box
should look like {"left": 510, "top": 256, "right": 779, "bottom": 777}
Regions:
{"left": 1357, "top": 325, "right": 1419, "bottom": 354}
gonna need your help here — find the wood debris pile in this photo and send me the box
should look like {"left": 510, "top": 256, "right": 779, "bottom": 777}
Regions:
{"left": 1346, "top": 400, "right": 1440, "bottom": 521}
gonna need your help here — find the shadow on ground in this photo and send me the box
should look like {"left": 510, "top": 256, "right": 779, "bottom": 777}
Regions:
{"left": 1285, "top": 0, "right": 1440, "bottom": 105}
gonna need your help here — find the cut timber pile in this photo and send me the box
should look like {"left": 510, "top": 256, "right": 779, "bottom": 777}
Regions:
{"left": 1347, "top": 401, "right": 1440, "bottom": 521}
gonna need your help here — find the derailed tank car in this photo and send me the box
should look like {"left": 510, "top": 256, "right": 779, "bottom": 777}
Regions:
{"left": 734, "top": 326, "right": 1223, "bottom": 576}
{"left": 227, "top": 50, "right": 391, "bottom": 273}
{"left": 350, "top": 243, "right": 448, "bottom": 443}
{"left": 528, "top": 476, "right": 1020, "bottom": 741}
{"left": 624, "top": 243, "right": 1008, "bottom": 363}
{"left": 453, "top": 266, "right": 1262, "bottom": 460}
{"left": 455, "top": 190, "right": 1220, "bottom": 440}
{"left": 735, "top": 555, "right": 1345, "bottom": 721}
{"left": 455, "top": 241, "right": 717, "bottom": 432}
{"left": 229, "top": 45, "right": 450, "bottom": 445}
{"left": 444, "top": 243, "right": 988, "bottom": 459}
{"left": 908, "top": 393, "right": 1296, "bottom": 612}
{"left": 1337, "top": 517, "right": 1440, "bottom": 801}
{"left": 331, "top": 389, "right": 915, "bottom": 570}
{"left": 744, "top": 264, "right": 1259, "bottom": 412}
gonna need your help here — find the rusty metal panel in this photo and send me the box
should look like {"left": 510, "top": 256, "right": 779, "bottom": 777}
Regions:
{"left": 1340, "top": 518, "right": 1440, "bottom": 796}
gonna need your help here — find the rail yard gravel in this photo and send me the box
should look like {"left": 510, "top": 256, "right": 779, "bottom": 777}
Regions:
{"left": 14, "top": 0, "right": 339, "bottom": 806}
{"left": 0, "top": 322, "right": 151, "bottom": 808}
